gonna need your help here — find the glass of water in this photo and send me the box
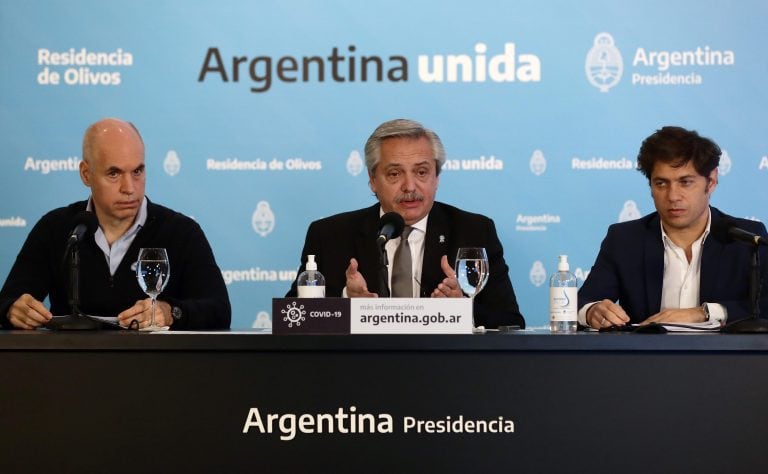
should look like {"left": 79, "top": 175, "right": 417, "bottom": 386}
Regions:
{"left": 136, "top": 248, "right": 170, "bottom": 329}
{"left": 455, "top": 247, "right": 489, "bottom": 298}
{"left": 455, "top": 247, "right": 489, "bottom": 330}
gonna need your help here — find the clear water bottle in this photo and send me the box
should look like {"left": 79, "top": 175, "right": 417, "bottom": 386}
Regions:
{"left": 297, "top": 254, "right": 325, "bottom": 297}
{"left": 549, "top": 255, "right": 578, "bottom": 333}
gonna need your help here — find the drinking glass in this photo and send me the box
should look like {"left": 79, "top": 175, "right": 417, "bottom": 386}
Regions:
{"left": 455, "top": 247, "right": 489, "bottom": 331}
{"left": 455, "top": 247, "right": 489, "bottom": 297}
{"left": 136, "top": 248, "right": 170, "bottom": 329}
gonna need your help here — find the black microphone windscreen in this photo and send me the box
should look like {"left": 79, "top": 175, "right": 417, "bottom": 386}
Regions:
{"left": 379, "top": 212, "right": 405, "bottom": 240}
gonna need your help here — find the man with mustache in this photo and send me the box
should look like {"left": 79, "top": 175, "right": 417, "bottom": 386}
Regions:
{"left": 287, "top": 119, "right": 524, "bottom": 329}
{"left": 578, "top": 126, "right": 768, "bottom": 328}
{"left": 0, "top": 118, "right": 231, "bottom": 330}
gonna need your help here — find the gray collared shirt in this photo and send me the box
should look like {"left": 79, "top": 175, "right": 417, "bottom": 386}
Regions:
{"left": 87, "top": 196, "right": 148, "bottom": 276}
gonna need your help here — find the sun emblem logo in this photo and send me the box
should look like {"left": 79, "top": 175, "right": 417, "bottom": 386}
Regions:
{"left": 585, "top": 32, "right": 623, "bottom": 92}
{"left": 281, "top": 301, "right": 306, "bottom": 328}
{"left": 529, "top": 149, "right": 547, "bottom": 176}
{"left": 529, "top": 260, "right": 547, "bottom": 287}
{"left": 163, "top": 150, "right": 181, "bottom": 176}
{"left": 252, "top": 201, "right": 276, "bottom": 237}
{"left": 718, "top": 150, "right": 732, "bottom": 176}
{"left": 346, "top": 150, "right": 364, "bottom": 176}
{"left": 618, "top": 200, "right": 641, "bottom": 223}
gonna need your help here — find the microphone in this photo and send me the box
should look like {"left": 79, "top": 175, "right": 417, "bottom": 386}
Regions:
{"left": 712, "top": 218, "right": 768, "bottom": 246}
{"left": 377, "top": 212, "right": 405, "bottom": 246}
{"left": 376, "top": 212, "right": 404, "bottom": 298}
{"left": 67, "top": 211, "right": 98, "bottom": 245}
{"left": 61, "top": 211, "right": 99, "bottom": 329}
{"left": 711, "top": 217, "right": 768, "bottom": 333}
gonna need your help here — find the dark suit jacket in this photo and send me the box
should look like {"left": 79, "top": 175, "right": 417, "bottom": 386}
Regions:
{"left": 286, "top": 202, "right": 525, "bottom": 328}
{"left": 578, "top": 207, "right": 768, "bottom": 323}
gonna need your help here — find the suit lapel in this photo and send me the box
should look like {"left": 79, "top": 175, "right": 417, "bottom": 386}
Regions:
{"left": 421, "top": 203, "right": 452, "bottom": 296}
{"left": 355, "top": 205, "right": 386, "bottom": 293}
{"left": 700, "top": 208, "right": 724, "bottom": 302}
{"left": 644, "top": 214, "right": 664, "bottom": 315}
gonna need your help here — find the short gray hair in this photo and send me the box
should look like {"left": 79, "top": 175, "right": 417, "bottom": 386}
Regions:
{"left": 364, "top": 119, "right": 446, "bottom": 176}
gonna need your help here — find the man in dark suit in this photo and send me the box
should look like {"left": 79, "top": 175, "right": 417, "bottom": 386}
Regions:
{"left": 578, "top": 126, "right": 768, "bottom": 328}
{"left": 286, "top": 119, "right": 524, "bottom": 329}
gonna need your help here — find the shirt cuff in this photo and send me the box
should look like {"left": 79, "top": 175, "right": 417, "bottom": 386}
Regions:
{"left": 703, "top": 302, "right": 727, "bottom": 324}
{"left": 578, "top": 302, "right": 597, "bottom": 327}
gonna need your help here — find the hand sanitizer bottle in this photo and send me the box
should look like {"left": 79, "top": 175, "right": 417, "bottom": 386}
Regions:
{"left": 549, "top": 255, "right": 578, "bottom": 333}
{"left": 297, "top": 255, "right": 325, "bottom": 297}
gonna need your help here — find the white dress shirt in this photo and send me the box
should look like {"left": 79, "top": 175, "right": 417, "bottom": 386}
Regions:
{"left": 88, "top": 196, "right": 148, "bottom": 276}
{"left": 659, "top": 210, "right": 725, "bottom": 323}
{"left": 342, "top": 209, "right": 428, "bottom": 297}
{"left": 579, "top": 208, "right": 726, "bottom": 326}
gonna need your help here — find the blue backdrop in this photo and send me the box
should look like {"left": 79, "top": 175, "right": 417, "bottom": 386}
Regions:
{"left": 1, "top": 0, "right": 767, "bottom": 328}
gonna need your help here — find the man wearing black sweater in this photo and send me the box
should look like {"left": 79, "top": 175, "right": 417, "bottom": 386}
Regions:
{"left": 0, "top": 118, "right": 230, "bottom": 330}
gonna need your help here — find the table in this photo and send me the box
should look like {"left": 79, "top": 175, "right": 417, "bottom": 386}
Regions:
{"left": 2, "top": 330, "right": 767, "bottom": 473}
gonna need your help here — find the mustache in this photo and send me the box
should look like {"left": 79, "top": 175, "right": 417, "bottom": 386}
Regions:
{"left": 394, "top": 192, "right": 424, "bottom": 203}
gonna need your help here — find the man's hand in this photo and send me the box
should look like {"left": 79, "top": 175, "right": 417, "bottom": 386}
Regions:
{"left": 586, "top": 299, "right": 631, "bottom": 328}
{"left": 431, "top": 255, "right": 464, "bottom": 298}
{"left": 7, "top": 293, "right": 52, "bottom": 329}
{"left": 642, "top": 307, "right": 706, "bottom": 325}
{"left": 345, "top": 258, "right": 377, "bottom": 297}
{"left": 117, "top": 298, "right": 173, "bottom": 328}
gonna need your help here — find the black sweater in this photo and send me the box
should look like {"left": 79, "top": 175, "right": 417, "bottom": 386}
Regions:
{"left": 0, "top": 200, "right": 231, "bottom": 330}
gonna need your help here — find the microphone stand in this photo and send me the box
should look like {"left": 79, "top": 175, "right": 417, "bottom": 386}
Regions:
{"left": 723, "top": 243, "right": 768, "bottom": 333}
{"left": 67, "top": 241, "right": 80, "bottom": 317}
{"left": 377, "top": 241, "right": 391, "bottom": 298}
{"left": 55, "top": 241, "right": 99, "bottom": 330}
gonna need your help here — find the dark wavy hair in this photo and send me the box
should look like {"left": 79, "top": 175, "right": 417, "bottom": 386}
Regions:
{"left": 637, "top": 126, "right": 721, "bottom": 180}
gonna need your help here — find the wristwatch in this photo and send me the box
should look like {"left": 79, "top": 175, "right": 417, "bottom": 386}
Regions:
{"left": 171, "top": 305, "right": 183, "bottom": 322}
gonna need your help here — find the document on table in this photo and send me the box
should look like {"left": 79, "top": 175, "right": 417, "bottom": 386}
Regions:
{"left": 590, "top": 320, "right": 723, "bottom": 333}
{"left": 657, "top": 320, "right": 722, "bottom": 332}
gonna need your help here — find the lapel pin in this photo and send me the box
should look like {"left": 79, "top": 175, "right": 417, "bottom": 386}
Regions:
{"left": 439, "top": 235, "right": 445, "bottom": 244}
